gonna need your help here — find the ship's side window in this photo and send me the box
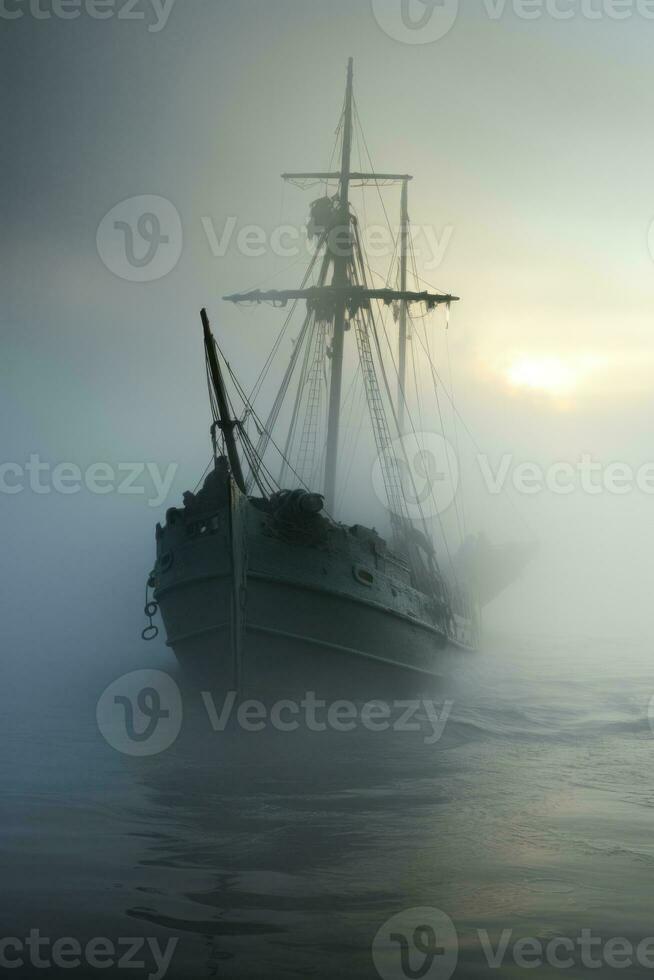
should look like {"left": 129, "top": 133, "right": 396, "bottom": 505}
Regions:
{"left": 187, "top": 515, "right": 222, "bottom": 538}
{"left": 159, "top": 552, "right": 174, "bottom": 573}
{"left": 353, "top": 566, "right": 374, "bottom": 587}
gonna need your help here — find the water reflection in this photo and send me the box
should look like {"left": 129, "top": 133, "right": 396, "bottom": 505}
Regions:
{"left": 3, "top": 634, "right": 654, "bottom": 978}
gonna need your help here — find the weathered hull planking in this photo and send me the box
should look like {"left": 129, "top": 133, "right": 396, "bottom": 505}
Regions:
{"left": 152, "top": 466, "right": 478, "bottom": 691}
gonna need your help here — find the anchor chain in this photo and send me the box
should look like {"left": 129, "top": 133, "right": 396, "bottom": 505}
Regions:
{"left": 142, "top": 577, "right": 159, "bottom": 642}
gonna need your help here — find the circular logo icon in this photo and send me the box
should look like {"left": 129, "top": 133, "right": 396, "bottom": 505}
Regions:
{"left": 96, "top": 195, "right": 183, "bottom": 282}
{"left": 373, "top": 907, "right": 459, "bottom": 980}
{"left": 372, "top": 431, "right": 459, "bottom": 520}
{"left": 96, "top": 669, "right": 183, "bottom": 757}
{"left": 371, "top": 0, "right": 460, "bottom": 44}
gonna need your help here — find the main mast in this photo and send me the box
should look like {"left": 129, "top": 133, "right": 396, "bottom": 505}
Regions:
{"left": 324, "top": 57, "right": 354, "bottom": 513}
{"left": 397, "top": 177, "right": 410, "bottom": 435}
{"left": 224, "top": 60, "right": 458, "bottom": 515}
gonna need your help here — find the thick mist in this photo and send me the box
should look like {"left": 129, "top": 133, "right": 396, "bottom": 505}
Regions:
{"left": 5, "top": 6, "right": 654, "bottom": 980}
{"left": 6, "top": 1, "right": 654, "bottom": 671}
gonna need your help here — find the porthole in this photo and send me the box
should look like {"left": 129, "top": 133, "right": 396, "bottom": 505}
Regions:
{"left": 353, "top": 566, "right": 374, "bottom": 586}
{"left": 159, "top": 552, "right": 174, "bottom": 573}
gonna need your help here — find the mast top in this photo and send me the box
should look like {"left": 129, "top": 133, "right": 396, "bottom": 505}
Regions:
{"left": 338, "top": 57, "right": 354, "bottom": 213}
{"left": 201, "top": 308, "right": 246, "bottom": 494}
{"left": 219, "top": 59, "right": 461, "bottom": 518}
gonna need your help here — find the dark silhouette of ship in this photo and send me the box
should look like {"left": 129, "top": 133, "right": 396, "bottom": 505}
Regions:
{"left": 145, "top": 61, "right": 534, "bottom": 689}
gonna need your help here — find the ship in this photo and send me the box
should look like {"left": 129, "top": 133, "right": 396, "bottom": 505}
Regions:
{"left": 144, "top": 60, "right": 535, "bottom": 691}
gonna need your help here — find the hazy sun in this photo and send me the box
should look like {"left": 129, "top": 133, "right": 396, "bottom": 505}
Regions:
{"left": 507, "top": 357, "right": 574, "bottom": 393}
{"left": 505, "top": 354, "right": 606, "bottom": 396}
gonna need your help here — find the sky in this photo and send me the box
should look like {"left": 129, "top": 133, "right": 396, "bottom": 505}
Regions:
{"left": 3, "top": 0, "right": 654, "bottom": 654}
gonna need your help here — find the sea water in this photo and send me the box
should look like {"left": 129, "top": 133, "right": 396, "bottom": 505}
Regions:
{"left": 3, "top": 633, "right": 653, "bottom": 979}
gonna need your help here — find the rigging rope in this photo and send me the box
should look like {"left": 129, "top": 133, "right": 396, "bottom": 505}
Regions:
{"left": 279, "top": 310, "right": 318, "bottom": 486}
{"left": 405, "top": 228, "right": 466, "bottom": 550}
{"left": 350, "top": 221, "right": 462, "bottom": 593}
{"left": 213, "top": 335, "right": 336, "bottom": 519}
{"left": 350, "top": 220, "right": 461, "bottom": 590}
{"left": 247, "top": 234, "right": 325, "bottom": 409}
{"left": 423, "top": 313, "right": 466, "bottom": 551}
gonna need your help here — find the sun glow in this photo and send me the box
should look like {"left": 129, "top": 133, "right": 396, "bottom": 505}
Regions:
{"left": 508, "top": 357, "right": 574, "bottom": 393}
{"left": 505, "top": 354, "right": 607, "bottom": 396}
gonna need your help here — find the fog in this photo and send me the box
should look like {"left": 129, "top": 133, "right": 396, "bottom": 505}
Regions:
{"left": 7, "top": 8, "right": 654, "bottom": 980}
{"left": 4, "top": 0, "right": 654, "bottom": 686}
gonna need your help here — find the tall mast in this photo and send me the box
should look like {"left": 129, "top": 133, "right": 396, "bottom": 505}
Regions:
{"left": 225, "top": 62, "right": 459, "bottom": 512}
{"left": 397, "top": 177, "right": 410, "bottom": 434}
{"left": 201, "top": 308, "right": 247, "bottom": 494}
{"left": 324, "top": 56, "right": 354, "bottom": 513}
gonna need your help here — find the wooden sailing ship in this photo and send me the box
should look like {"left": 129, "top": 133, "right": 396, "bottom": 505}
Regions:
{"left": 144, "top": 60, "right": 532, "bottom": 689}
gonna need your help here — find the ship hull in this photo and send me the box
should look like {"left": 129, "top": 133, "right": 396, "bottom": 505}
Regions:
{"left": 152, "top": 470, "right": 477, "bottom": 695}
{"left": 159, "top": 572, "right": 458, "bottom": 694}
